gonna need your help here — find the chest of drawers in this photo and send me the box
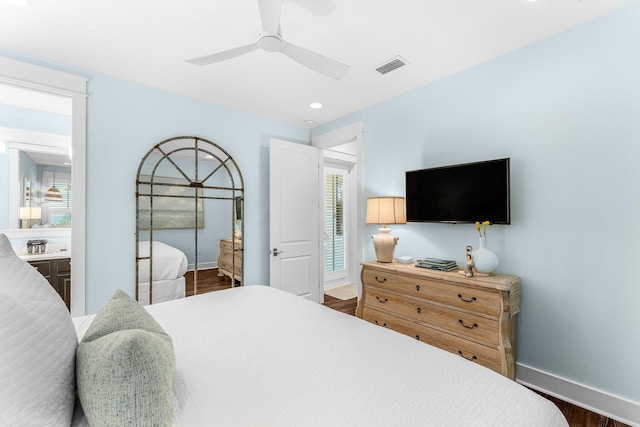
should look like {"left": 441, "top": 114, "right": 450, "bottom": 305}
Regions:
{"left": 357, "top": 261, "right": 520, "bottom": 379}
{"left": 217, "top": 238, "right": 243, "bottom": 284}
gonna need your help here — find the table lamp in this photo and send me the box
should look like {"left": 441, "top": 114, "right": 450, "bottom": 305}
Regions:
{"left": 365, "top": 196, "right": 406, "bottom": 263}
{"left": 19, "top": 206, "right": 41, "bottom": 229}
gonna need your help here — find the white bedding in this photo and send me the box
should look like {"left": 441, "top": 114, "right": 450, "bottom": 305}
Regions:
{"left": 73, "top": 286, "right": 568, "bottom": 427}
{"left": 137, "top": 277, "right": 186, "bottom": 306}
{"left": 137, "top": 240, "right": 188, "bottom": 305}
{"left": 138, "top": 240, "right": 188, "bottom": 283}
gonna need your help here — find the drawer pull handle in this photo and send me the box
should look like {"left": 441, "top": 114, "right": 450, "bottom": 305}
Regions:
{"left": 459, "top": 319, "right": 478, "bottom": 329}
{"left": 458, "top": 350, "right": 478, "bottom": 361}
{"left": 416, "top": 307, "right": 422, "bottom": 314}
{"left": 374, "top": 320, "right": 387, "bottom": 327}
{"left": 375, "top": 276, "right": 387, "bottom": 283}
{"left": 457, "top": 294, "right": 477, "bottom": 303}
{"left": 376, "top": 296, "right": 388, "bottom": 303}
{"left": 415, "top": 334, "right": 420, "bottom": 340}
{"left": 415, "top": 285, "right": 421, "bottom": 291}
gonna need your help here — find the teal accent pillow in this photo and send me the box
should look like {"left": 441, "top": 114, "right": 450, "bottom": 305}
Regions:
{"left": 76, "top": 290, "right": 175, "bottom": 427}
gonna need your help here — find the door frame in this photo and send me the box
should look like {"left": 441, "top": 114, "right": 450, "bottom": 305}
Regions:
{"left": 312, "top": 122, "right": 364, "bottom": 297}
{"left": 0, "top": 56, "right": 88, "bottom": 316}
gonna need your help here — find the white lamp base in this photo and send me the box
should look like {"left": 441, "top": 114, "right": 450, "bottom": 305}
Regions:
{"left": 371, "top": 227, "right": 399, "bottom": 263}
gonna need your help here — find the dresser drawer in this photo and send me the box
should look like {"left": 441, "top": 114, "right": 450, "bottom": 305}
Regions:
{"left": 362, "top": 268, "right": 502, "bottom": 317}
{"left": 220, "top": 239, "right": 243, "bottom": 251}
{"left": 218, "top": 257, "right": 242, "bottom": 275}
{"left": 55, "top": 258, "right": 71, "bottom": 274}
{"left": 28, "top": 260, "right": 51, "bottom": 276}
{"left": 363, "top": 308, "right": 502, "bottom": 374}
{"left": 363, "top": 290, "right": 499, "bottom": 347}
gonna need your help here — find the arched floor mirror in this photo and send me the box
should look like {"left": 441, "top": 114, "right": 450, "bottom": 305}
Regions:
{"left": 136, "top": 136, "right": 244, "bottom": 305}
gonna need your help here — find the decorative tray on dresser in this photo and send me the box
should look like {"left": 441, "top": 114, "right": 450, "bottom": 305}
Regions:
{"left": 357, "top": 261, "right": 521, "bottom": 379}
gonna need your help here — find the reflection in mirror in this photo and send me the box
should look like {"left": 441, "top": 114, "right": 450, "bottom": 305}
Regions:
{"left": 136, "top": 136, "right": 244, "bottom": 305}
{"left": 1, "top": 130, "right": 72, "bottom": 231}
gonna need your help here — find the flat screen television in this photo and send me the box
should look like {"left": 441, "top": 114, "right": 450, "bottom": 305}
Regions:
{"left": 405, "top": 158, "right": 510, "bottom": 224}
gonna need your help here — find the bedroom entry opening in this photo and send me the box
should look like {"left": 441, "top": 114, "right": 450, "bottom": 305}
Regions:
{"left": 323, "top": 162, "right": 352, "bottom": 290}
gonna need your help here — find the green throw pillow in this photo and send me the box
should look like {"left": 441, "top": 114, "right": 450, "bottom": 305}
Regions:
{"left": 76, "top": 290, "right": 175, "bottom": 427}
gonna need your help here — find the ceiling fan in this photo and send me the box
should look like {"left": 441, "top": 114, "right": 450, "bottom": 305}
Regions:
{"left": 185, "top": 0, "right": 351, "bottom": 80}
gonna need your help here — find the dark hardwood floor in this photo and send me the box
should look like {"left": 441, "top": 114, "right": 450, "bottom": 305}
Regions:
{"left": 183, "top": 272, "right": 628, "bottom": 427}
{"left": 184, "top": 268, "right": 234, "bottom": 296}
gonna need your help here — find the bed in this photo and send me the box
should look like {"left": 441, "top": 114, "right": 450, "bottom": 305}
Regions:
{"left": 0, "top": 232, "right": 568, "bottom": 427}
{"left": 137, "top": 240, "right": 188, "bottom": 305}
{"left": 71, "top": 286, "right": 568, "bottom": 426}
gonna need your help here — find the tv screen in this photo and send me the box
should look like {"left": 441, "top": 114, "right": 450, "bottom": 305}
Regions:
{"left": 405, "top": 158, "right": 510, "bottom": 224}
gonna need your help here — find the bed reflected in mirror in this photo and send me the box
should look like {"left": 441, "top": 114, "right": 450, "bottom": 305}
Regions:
{"left": 135, "top": 136, "right": 244, "bottom": 305}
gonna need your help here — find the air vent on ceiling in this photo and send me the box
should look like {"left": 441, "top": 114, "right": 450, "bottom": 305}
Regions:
{"left": 375, "top": 56, "right": 408, "bottom": 75}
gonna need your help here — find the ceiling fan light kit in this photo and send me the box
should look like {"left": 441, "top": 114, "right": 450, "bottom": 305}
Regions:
{"left": 186, "top": 0, "right": 350, "bottom": 80}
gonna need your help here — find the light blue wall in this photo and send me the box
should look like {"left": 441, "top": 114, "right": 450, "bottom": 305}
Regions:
{"left": 315, "top": 6, "right": 640, "bottom": 404}
{"left": 0, "top": 103, "right": 71, "bottom": 135}
{"left": 85, "top": 74, "right": 309, "bottom": 313}
{"left": 0, "top": 48, "right": 310, "bottom": 313}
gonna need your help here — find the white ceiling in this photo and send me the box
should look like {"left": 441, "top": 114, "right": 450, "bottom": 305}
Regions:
{"left": 0, "top": 0, "right": 636, "bottom": 127}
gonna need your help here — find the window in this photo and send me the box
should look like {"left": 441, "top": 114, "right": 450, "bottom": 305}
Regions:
{"left": 325, "top": 172, "right": 345, "bottom": 273}
{"left": 41, "top": 170, "right": 71, "bottom": 226}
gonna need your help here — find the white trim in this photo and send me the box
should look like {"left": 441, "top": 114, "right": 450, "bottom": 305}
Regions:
{"left": 0, "top": 55, "right": 88, "bottom": 316}
{"left": 516, "top": 363, "right": 640, "bottom": 426}
{"left": 187, "top": 261, "right": 217, "bottom": 272}
{"left": 0, "top": 128, "right": 71, "bottom": 150}
{"left": 312, "top": 122, "right": 364, "bottom": 298}
{"left": 312, "top": 122, "right": 363, "bottom": 149}
{"left": 0, "top": 56, "right": 87, "bottom": 95}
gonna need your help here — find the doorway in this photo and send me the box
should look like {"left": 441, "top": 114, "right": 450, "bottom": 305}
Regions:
{"left": 0, "top": 56, "right": 87, "bottom": 315}
{"left": 312, "top": 122, "right": 363, "bottom": 302}
{"left": 323, "top": 162, "right": 352, "bottom": 290}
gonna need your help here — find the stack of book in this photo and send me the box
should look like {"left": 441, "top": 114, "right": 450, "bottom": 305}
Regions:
{"left": 415, "top": 257, "right": 458, "bottom": 272}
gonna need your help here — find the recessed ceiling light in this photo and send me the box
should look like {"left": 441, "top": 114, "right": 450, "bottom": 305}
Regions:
{"left": 3, "top": 0, "right": 30, "bottom": 7}
{"left": 309, "top": 102, "right": 323, "bottom": 109}
{"left": 304, "top": 120, "right": 315, "bottom": 125}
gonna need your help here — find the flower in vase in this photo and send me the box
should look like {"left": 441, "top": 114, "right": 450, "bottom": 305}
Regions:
{"left": 475, "top": 221, "right": 491, "bottom": 238}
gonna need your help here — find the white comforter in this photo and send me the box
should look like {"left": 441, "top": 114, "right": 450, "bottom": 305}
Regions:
{"left": 137, "top": 240, "right": 188, "bottom": 282}
{"left": 73, "top": 286, "right": 568, "bottom": 427}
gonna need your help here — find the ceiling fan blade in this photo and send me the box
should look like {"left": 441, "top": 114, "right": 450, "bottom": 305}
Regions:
{"left": 280, "top": 42, "right": 351, "bottom": 80}
{"left": 258, "top": 0, "right": 282, "bottom": 34}
{"left": 186, "top": 43, "right": 259, "bottom": 66}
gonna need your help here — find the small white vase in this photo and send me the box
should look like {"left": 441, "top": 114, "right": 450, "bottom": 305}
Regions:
{"left": 472, "top": 237, "right": 499, "bottom": 274}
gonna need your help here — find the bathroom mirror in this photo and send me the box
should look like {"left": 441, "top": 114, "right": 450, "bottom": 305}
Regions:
{"left": 135, "top": 136, "right": 244, "bottom": 305}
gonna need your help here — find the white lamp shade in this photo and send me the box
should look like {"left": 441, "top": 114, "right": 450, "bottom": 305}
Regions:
{"left": 365, "top": 197, "right": 406, "bottom": 226}
{"left": 19, "top": 207, "right": 41, "bottom": 220}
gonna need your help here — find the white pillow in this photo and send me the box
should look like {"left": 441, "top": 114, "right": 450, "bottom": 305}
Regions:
{"left": 0, "top": 233, "right": 78, "bottom": 426}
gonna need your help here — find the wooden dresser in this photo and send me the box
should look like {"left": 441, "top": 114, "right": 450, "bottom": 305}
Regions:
{"left": 27, "top": 257, "right": 71, "bottom": 311}
{"left": 357, "top": 261, "right": 520, "bottom": 379}
{"left": 217, "top": 238, "right": 243, "bottom": 284}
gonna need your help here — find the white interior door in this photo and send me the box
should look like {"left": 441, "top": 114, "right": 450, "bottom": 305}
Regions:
{"left": 269, "top": 139, "right": 321, "bottom": 302}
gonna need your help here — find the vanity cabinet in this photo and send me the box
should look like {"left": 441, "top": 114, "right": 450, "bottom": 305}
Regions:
{"left": 217, "top": 238, "right": 242, "bottom": 285}
{"left": 27, "top": 258, "right": 71, "bottom": 311}
{"left": 357, "top": 261, "right": 520, "bottom": 379}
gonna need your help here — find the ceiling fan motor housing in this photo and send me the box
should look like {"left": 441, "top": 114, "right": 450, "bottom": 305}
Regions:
{"left": 258, "top": 34, "right": 285, "bottom": 52}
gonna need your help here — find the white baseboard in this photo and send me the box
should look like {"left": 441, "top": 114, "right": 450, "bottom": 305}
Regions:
{"left": 187, "top": 262, "right": 217, "bottom": 271}
{"left": 516, "top": 363, "right": 640, "bottom": 426}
